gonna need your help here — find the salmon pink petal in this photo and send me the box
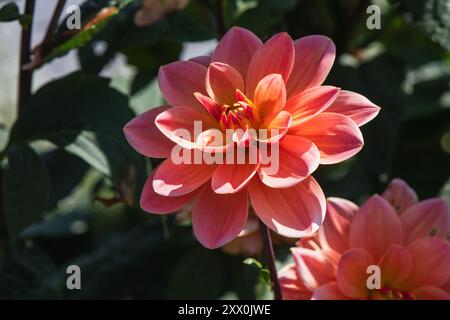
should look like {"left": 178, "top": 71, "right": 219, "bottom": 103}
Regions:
{"left": 140, "top": 172, "right": 197, "bottom": 214}
{"left": 349, "top": 195, "right": 403, "bottom": 261}
{"left": 192, "top": 185, "right": 248, "bottom": 248}
{"left": 336, "top": 248, "right": 374, "bottom": 298}
{"left": 194, "top": 92, "right": 223, "bottom": 121}
{"left": 326, "top": 90, "right": 380, "bottom": 127}
{"left": 258, "top": 135, "right": 320, "bottom": 188}
{"left": 212, "top": 162, "right": 259, "bottom": 194}
{"left": 318, "top": 197, "right": 358, "bottom": 254}
{"left": 206, "top": 62, "right": 245, "bottom": 105}
{"left": 291, "top": 247, "right": 338, "bottom": 291}
{"left": 257, "top": 111, "right": 292, "bottom": 144}
{"left": 254, "top": 74, "right": 287, "bottom": 122}
{"left": 189, "top": 55, "right": 211, "bottom": 67}
{"left": 249, "top": 176, "right": 326, "bottom": 238}
{"left": 312, "top": 282, "right": 349, "bottom": 300}
{"left": 400, "top": 198, "right": 450, "bottom": 244}
{"left": 153, "top": 159, "right": 217, "bottom": 196}
{"left": 286, "top": 35, "right": 335, "bottom": 97}
{"left": 278, "top": 264, "right": 312, "bottom": 300}
{"left": 291, "top": 112, "right": 364, "bottom": 165}
{"left": 413, "top": 286, "right": 450, "bottom": 300}
{"left": 158, "top": 61, "right": 207, "bottom": 111}
{"left": 378, "top": 244, "right": 413, "bottom": 286}
{"left": 123, "top": 106, "right": 174, "bottom": 158}
{"left": 212, "top": 27, "right": 262, "bottom": 80}
{"left": 155, "top": 107, "right": 219, "bottom": 150}
{"left": 285, "top": 86, "right": 340, "bottom": 127}
{"left": 246, "top": 33, "right": 295, "bottom": 98}
{"left": 402, "top": 237, "right": 450, "bottom": 290}
{"left": 382, "top": 178, "right": 418, "bottom": 214}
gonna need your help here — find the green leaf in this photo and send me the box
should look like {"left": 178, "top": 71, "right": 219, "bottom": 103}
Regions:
{"left": 3, "top": 145, "right": 51, "bottom": 240}
{"left": 0, "top": 2, "right": 20, "bottom": 22}
{"left": 243, "top": 258, "right": 271, "bottom": 285}
{"left": 9, "top": 72, "right": 146, "bottom": 203}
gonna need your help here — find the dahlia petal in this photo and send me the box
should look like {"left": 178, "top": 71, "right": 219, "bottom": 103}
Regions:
{"left": 211, "top": 162, "right": 259, "bottom": 194}
{"left": 206, "top": 62, "right": 245, "bottom": 105}
{"left": 382, "top": 178, "right": 418, "bottom": 214}
{"left": 249, "top": 176, "right": 326, "bottom": 238}
{"left": 400, "top": 198, "right": 450, "bottom": 245}
{"left": 378, "top": 244, "right": 413, "bottom": 286}
{"left": 123, "top": 106, "right": 174, "bottom": 158}
{"left": 291, "top": 112, "right": 364, "bottom": 165}
{"left": 194, "top": 92, "right": 223, "bottom": 120}
{"left": 140, "top": 172, "right": 197, "bottom": 214}
{"left": 212, "top": 27, "right": 262, "bottom": 79}
{"left": 155, "top": 107, "right": 219, "bottom": 150}
{"left": 336, "top": 248, "right": 375, "bottom": 298}
{"left": 413, "top": 286, "right": 450, "bottom": 300}
{"left": 312, "top": 282, "right": 349, "bottom": 300}
{"left": 153, "top": 159, "right": 216, "bottom": 196}
{"left": 158, "top": 61, "right": 207, "bottom": 110}
{"left": 192, "top": 185, "right": 248, "bottom": 249}
{"left": 326, "top": 90, "right": 380, "bottom": 126}
{"left": 257, "top": 111, "right": 292, "bottom": 144}
{"left": 278, "top": 264, "right": 312, "bottom": 300}
{"left": 402, "top": 237, "right": 450, "bottom": 290}
{"left": 286, "top": 35, "right": 335, "bottom": 97}
{"left": 318, "top": 197, "right": 358, "bottom": 254}
{"left": 246, "top": 33, "right": 295, "bottom": 98}
{"left": 284, "top": 86, "right": 340, "bottom": 127}
{"left": 189, "top": 55, "right": 211, "bottom": 67}
{"left": 291, "top": 247, "right": 337, "bottom": 291}
{"left": 258, "top": 135, "right": 320, "bottom": 188}
{"left": 254, "top": 74, "right": 287, "bottom": 122}
{"left": 349, "top": 195, "right": 403, "bottom": 261}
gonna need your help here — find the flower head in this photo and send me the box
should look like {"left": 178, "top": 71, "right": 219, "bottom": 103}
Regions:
{"left": 279, "top": 179, "right": 450, "bottom": 300}
{"left": 124, "top": 27, "right": 379, "bottom": 248}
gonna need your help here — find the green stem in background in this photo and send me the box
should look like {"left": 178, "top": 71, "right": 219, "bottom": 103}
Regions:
{"left": 258, "top": 218, "right": 283, "bottom": 300}
{"left": 18, "top": 0, "right": 36, "bottom": 114}
{"left": 39, "top": 0, "right": 66, "bottom": 55}
{"left": 215, "top": 0, "right": 226, "bottom": 39}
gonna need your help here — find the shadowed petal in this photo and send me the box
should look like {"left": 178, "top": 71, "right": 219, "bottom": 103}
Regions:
{"left": 206, "top": 62, "right": 245, "bottom": 105}
{"left": 413, "top": 286, "right": 450, "bottom": 300}
{"left": 158, "top": 61, "right": 207, "bottom": 110}
{"left": 140, "top": 171, "right": 197, "bottom": 214}
{"left": 312, "top": 282, "right": 350, "bottom": 300}
{"left": 212, "top": 27, "right": 262, "bottom": 79}
{"left": 286, "top": 35, "right": 335, "bottom": 97}
{"left": 123, "top": 106, "right": 174, "bottom": 158}
{"left": 249, "top": 176, "right": 326, "bottom": 238}
{"left": 378, "top": 244, "right": 413, "bottom": 286}
{"left": 258, "top": 135, "right": 320, "bottom": 188}
{"left": 318, "top": 197, "right": 358, "bottom": 254}
{"left": 336, "top": 248, "right": 374, "bottom": 298}
{"left": 382, "top": 178, "right": 418, "bottom": 214}
{"left": 349, "top": 195, "right": 403, "bottom": 261}
{"left": 326, "top": 90, "right": 380, "bottom": 127}
{"left": 278, "top": 264, "right": 312, "bottom": 300}
{"left": 189, "top": 55, "right": 211, "bottom": 67}
{"left": 291, "top": 112, "right": 364, "bottom": 165}
{"left": 153, "top": 159, "right": 217, "bottom": 196}
{"left": 285, "top": 86, "right": 340, "bottom": 127}
{"left": 246, "top": 33, "right": 295, "bottom": 98}
{"left": 401, "top": 198, "right": 450, "bottom": 244}
{"left": 192, "top": 185, "right": 248, "bottom": 248}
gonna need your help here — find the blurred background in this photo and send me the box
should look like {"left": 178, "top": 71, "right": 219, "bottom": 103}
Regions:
{"left": 0, "top": 0, "right": 449, "bottom": 299}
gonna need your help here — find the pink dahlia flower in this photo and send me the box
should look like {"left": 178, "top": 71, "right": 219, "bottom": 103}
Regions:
{"left": 123, "top": 27, "right": 379, "bottom": 248}
{"left": 279, "top": 178, "right": 450, "bottom": 300}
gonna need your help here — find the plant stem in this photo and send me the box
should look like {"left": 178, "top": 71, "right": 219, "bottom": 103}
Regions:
{"left": 258, "top": 218, "right": 283, "bottom": 300}
{"left": 18, "top": 0, "right": 36, "bottom": 114}
{"left": 215, "top": 0, "right": 226, "bottom": 39}
{"left": 40, "top": 0, "right": 66, "bottom": 55}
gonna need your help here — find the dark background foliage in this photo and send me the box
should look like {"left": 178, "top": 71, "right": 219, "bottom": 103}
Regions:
{"left": 0, "top": 0, "right": 449, "bottom": 299}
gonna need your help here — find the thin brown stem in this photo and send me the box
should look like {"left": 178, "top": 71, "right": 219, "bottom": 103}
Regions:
{"left": 18, "top": 0, "right": 36, "bottom": 114}
{"left": 258, "top": 218, "right": 283, "bottom": 300}
{"left": 40, "top": 0, "right": 66, "bottom": 55}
